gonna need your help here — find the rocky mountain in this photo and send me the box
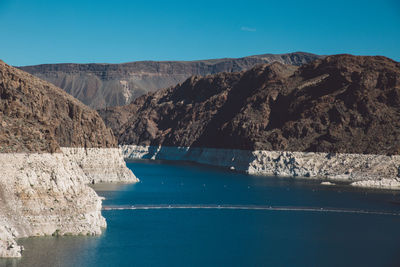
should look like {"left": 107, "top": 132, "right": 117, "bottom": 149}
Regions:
{"left": 0, "top": 60, "right": 116, "bottom": 153}
{"left": 18, "top": 52, "right": 321, "bottom": 109}
{"left": 100, "top": 54, "right": 400, "bottom": 155}
{"left": 0, "top": 60, "right": 136, "bottom": 258}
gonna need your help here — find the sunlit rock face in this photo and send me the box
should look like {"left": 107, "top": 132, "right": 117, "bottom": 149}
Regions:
{"left": 0, "top": 61, "right": 137, "bottom": 258}
{"left": 61, "top": 147, "right": 138, "bottom": 184}
{"left": 123, "top": 145, "right": 400, "bottom": 189}
{"left": 0, "top": 152, "right": 106, "bottom": 257}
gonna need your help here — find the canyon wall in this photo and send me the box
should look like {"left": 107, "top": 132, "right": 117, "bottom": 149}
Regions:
{"left": 102, "top": 55, "right": 400, "bottom": 156}
{"left": 19, "top": 52, "right": 321, "bottom": 109}
{"left": 0, "top": 60, "right": 137, "bottom": 257}
{"left": 103, "top": 55, "right": 400, "bottom": 189}
{"left": 123, "top": 145, "right": 400, "bottom": 189}
{"left": 61, "top": 147, "right": 137, "bottom": 183}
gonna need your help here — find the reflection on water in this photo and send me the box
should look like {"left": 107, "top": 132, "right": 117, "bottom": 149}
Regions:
{"left": 0, "top": 236, "right": 102, "bottom": 267}
{"left": 90, "top": 182, "right": 132, "bottom": 192}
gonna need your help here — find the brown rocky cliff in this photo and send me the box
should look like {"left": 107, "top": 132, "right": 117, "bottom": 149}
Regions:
{"left": 100, "top": 55, "right": 400, "bottom": 155}
{"left": 0, "top": 60, "right": 116, "bottom": 153}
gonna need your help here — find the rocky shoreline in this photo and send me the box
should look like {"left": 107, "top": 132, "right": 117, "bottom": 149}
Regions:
{"left": 60, "top": 147, "right": 137, "bottom": 183}
{"left": 0, "top": 59, "right": 139, "bottom": 258}
{"left": 122, "top": 145, "right": 400, "bottom": 190}
{"left": 0, "top": 148, "right": 137, "bottom": 258}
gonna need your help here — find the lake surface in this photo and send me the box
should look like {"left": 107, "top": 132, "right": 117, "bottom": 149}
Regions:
{"left": 3, "top": 160, "right": 400, "bottom": 267}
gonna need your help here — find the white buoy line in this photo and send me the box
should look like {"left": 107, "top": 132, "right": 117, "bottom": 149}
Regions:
{"left": 102, "top": 204, "right": 400, "bottom": 216}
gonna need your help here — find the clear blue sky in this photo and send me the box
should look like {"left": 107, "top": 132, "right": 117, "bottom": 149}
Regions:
{"left": 1, "top": 0, "right": 399, "bottom": 66}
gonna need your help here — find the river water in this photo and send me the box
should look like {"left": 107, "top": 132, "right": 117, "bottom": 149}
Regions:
{"left": 3, "top": 160, "right": 400, "bottom": 266}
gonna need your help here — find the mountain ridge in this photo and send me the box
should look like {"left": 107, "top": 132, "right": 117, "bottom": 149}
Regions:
{"left": 16, "top": 52, "right": 319, "bottom": 67}
{"left": 0, "top": 60, "right": 116, "bottom": 153}
{"left": 99, "top": 54, "right": 400, "bottom": 155}
{"left": 18, "top": 52, "right": 322, "bottom": 109}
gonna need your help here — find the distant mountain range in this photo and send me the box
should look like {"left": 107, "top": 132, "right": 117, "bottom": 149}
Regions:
{"left": 18, "top": 52, "right": 322, "bottom": 109}
{"left": 99, "top": 54, "right": 400, "bottom": 155}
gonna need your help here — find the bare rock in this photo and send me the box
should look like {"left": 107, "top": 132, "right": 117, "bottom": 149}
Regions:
{"left": 0, "top": 60, "right": 116, "bottom": 153}
{"left": 0, "top": 61, "right": 137, "bottom": 258}
{"left": 103, "top": 55, "right": 400, "bottom": 156}
{"left": 19, "top": 52, "right": 321, "bottom": 109}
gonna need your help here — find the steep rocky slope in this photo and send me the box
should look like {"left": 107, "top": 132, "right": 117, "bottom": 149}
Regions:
{"left": 0, "top": 60, "right": 115, "bottom": 153}
{"left": 102, "top": 55, "right": 400, "bottom": 155}
{"left": 0, "top": 60, "right": 137, "bottom": 257}
{"left": 102, "top": 55, "right": 400, "bottom": 188}
{"left": 19, "top": 52, "right": 321, "bottom": 109}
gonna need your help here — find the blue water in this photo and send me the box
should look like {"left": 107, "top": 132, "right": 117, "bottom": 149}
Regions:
{"left": 4, "top": 160, "right": 400, "bottom": 267}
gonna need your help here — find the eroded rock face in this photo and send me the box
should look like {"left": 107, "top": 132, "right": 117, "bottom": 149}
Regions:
{"left": 0, "top": 147, "right": 137, "bottom": 258}
{"left": 102, "top": 55, "right": 400, "bottom": 156}
{"left": 123, "top": 145, "right": 400, "bottom": 189}
{"left": 19, "top": 52, "right": 321, "bottom": 109}
{"left": 0, "top": 152, "right": 106, "bottom": 257}
{"left": 61, "top": 147, "right": 138, "bottom": 183}
{"left": 0, "top": 61, "right": 136, "bottom": 258}
{"left": 0, "top": 60, "right": 116, "bottom": 153}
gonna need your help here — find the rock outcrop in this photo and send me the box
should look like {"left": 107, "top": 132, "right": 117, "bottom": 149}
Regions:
{"left": 102, "top": 55, "right": 400, "bottom": 155}
{"left": 18, "top": 52, "right": 321, "bottom": 109}
{"left": 0, "top": 60, "right": 137, "bottom": 257}
{"left": 123, "top": 145, "right": 400, "bottom": 189}
{"left": 101, "top": 55, "right": 400, "bottom": 187}
{"left": 0, "top": 59, "right": 116, "bottom": 153}
{"left": 61, "top": 147, "right": 136, "bottom": 183}
{"left": 0, "top": 153, "right": 106, "bottom": 257}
